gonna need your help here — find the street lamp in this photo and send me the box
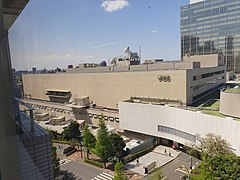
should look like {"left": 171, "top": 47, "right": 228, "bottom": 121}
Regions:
{"left": 190, "top": 156, "right": 193, "bottom": 170}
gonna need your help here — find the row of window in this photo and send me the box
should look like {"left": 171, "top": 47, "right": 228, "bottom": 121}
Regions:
{"left": 193, "top": 70, "right": 225, "bottom": 81}
{"left": 192, "top": 76, "right": 224, "bottom": 91}
{"left": 158, "top": 125, "right": 196, "bottom": 142}
{"left": 88, "top": 113, "right": 119, "bottom": 123}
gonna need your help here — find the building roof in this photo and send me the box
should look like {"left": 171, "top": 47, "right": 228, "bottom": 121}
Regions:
{"left": 3, "top": 0, "right": 29, "bottom": 30}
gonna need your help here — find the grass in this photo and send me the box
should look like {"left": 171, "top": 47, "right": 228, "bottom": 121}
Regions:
{"left": 201, "top": 109, "right": 240, "bottom": 121}
{"left": 225, "top": 88, "right": 240, "bottom": 93}
{"left": 201, "top": 110, "right": 226, "bottom": 118}
{"left": 202, "top": 100, "right": 220, "bottom": 109}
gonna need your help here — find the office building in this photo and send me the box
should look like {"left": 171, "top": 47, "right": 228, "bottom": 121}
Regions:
{"left": 181, "top": 0, "right": 240, "bottom": 73}
{"left": 22, "top": 54, "right": 225, "bottom": 109}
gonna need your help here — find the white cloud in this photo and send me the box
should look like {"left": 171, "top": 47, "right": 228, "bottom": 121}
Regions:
{"left": 93, "top": 41, "right": 118, "bottom": 48}
{"left": 101, "top": 0, "right": 129, "bottom": 12}
{"left": 151, "top": 30, "right": 157, "bottom": 33}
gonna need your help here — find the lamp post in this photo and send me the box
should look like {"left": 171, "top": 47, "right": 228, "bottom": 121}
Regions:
{"left": 190, "top": 156, "right": 193, "bottom": 170}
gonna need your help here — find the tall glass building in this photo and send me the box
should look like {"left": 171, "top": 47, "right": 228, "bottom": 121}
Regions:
{"left": 181, "top": 0, "right": 240, "bottom": 73}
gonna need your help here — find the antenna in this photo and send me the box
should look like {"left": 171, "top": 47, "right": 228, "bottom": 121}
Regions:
{"left": 139, "top": 45, "right": 142, "bottom": 63}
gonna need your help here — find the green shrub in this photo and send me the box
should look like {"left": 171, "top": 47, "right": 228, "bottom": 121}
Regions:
{"left": 84, "top": 158, "right": 103, "bottom": 168}
{"left": 51, "top": 140, "right": 70, "bottom": 144}
{"left": 123, "top": 146, "right": 153, "bottom": 163}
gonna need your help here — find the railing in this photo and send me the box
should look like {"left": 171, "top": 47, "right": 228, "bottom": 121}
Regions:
{"left": 15, "top": 97, "right": 35, "bottom": 133}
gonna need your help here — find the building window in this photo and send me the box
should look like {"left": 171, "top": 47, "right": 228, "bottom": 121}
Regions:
{"left": 158, "top": 125, "right": 196, "bottom": 142}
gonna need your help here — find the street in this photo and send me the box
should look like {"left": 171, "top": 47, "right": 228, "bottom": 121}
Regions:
{"left": 59, "top": 160, "right": 114, "bottom": 180}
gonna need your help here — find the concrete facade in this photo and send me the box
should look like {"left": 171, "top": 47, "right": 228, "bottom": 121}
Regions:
{"left": 119, "top": 101, "right": 240, "bottom": 155}
{"left": 183, "top": 54, "right": 224, "bottom": 68}
{"left": 220, "top": 91, "right": 240, "bottom": 118}
{"left": 23, "top": 65, "right": 225, "bottom": 109}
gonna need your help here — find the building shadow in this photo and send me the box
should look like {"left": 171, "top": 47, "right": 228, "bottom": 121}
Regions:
{"left": 56, "top": 169, "right": 81, "bottom": 180}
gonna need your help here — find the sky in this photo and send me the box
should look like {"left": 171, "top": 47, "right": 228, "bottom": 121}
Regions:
{"left": 9, "top": 0, "right": 189, "bottom": 70}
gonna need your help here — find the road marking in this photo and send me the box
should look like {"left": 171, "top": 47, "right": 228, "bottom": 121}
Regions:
{"left": 99, "top": 174, "right": 112, "bottom": 180}
{"left": 59, "top": 159, "right": 71, "bottom": 166}
{"left": 97, "top": 175, "right": 107, "bottom": 180}
{"left": 102, "top": 172, "right": 114, "bottom": 178}
{"left": 92, "top": 172, "right": 113, "bottom": 180}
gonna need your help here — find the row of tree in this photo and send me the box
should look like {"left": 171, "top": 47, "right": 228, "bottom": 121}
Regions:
{"left": 83, "top": 116, "right": 126, "bottom": 168}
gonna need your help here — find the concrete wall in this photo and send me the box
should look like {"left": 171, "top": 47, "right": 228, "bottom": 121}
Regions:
{"left": 23, "top": 70, "right": 187, "bottom": 108}
{"left": 220, "top": 91, "right": 240, "bottom": 118}
{"left": 184, "top": 54, "right": 224, "bottom": 68}
{"left": 119, "top": 102, "right": 240, "bottom": 155}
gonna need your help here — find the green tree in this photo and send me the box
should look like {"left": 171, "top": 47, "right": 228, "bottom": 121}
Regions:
{"left": 62, "top": 121, "right": 81, "bottom": 141}
{"left": 150, "top": 168, "right": 164, "bottom": 180}
{"left": 95, "top": 115, "right": 112, "bottom": 168}
{"left": 83, "top": 124, "right": 96, "bottom": 159}
{"left": 195, "top": 153, "right": 240, "bottom": 180}
{"left": 52, "top": 146, "right": 60, "bottom": 177}
{"left": 109, "top": 133, "right": 126, "bottom": 161}
{"left": 113, "top": 161, "right": 128, "bottom": 180}
{"left": 199, "top": 133, "right": 231, "bottom": 158}
{"left": 46, "top": 129, "right": 62, "bottom": 140}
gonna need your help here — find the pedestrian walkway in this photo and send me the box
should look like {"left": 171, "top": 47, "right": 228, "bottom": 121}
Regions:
{"left": 59, "top": 158, "right": 71, "bottom": 166}
{"left": 125, "top": 145, "right": 180, "bottom": 176}
{"left": 91, "top": 172, "right": 114, "bottom": 180}
{"left": 153, "top": 145, "right": 180, "bottom": 158}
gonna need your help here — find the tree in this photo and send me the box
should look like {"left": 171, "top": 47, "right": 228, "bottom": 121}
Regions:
{"left": 95, "top": 115, "right": 112, "bottom": 168}
{"left": 83, "top": 124, "right": 96, "bottom": 159}
{"left": 195, "top": 154, "right": 240, "bottom": 180}
{"left": 52, "top": 146, "right": 60, "bottom": 177}
{"left": 150, "top": 168, "right": 164, "bottom": 180}
{"left": 46, "top": 129, "right": 62, "bottom": 140}
{"left": 198, "top": 133, "right": 231, "bottom": 158}
{"left": 113, "top": 161, "right": 128, "bottom": 180}
{"left": 109, "top": 133, "right": 126, "bottom": 161}
{"left": 62, "top": 121, "right": 81, "bottom": 141}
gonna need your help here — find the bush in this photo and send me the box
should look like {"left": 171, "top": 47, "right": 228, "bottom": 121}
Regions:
{"left": 84, "top": 158, "right": 103, "bottom": 168}
{"left": 52, "top": 140, "right": 71, "bottom": 145}
{"left": 124, "top": 146, "right": 153, "bottom": 163}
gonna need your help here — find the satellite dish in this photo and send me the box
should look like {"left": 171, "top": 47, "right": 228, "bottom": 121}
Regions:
{"left": 124, "top": 46, "right": 130, "bottom": 53}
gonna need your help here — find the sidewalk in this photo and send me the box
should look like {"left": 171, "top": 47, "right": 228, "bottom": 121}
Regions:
{"left": 125, "top": 145, "right": 180, "bottom": 176}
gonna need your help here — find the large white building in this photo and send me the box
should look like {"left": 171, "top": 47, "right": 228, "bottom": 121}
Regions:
{"left": 119, "top": 99, "right": 240, "bottom": 155}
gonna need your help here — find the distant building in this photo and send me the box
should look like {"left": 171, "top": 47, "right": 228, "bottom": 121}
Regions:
{"left": 181, "top": 0, "right": 240, "bottom": 73}
{"left": 32, "top": 67, "right": 37, "bottom": 74}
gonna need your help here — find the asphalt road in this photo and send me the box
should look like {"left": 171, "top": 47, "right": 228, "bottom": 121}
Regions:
{"left": 59, "top": 160, "right": 104, "bottom": 180}
{"left": 142, "top": 152, "right": 201, "bottom": 180}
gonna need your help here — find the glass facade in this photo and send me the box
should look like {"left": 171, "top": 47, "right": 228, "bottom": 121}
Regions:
{"left": 181, "top": 0, "right": 240, "bottom": 73}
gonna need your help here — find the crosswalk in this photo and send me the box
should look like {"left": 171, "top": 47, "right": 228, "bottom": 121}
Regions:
{"left": 91, "top": 172, "right": 114, "bottom": 180}
{"left": 59, "top": 158, "right": 71, "bottom": 166}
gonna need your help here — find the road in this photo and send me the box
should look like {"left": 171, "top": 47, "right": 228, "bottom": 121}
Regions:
{"left": 59, "top": 160, "right": 103, "bottom": 180}
{"left": 142, "top": 152, "right": 201, "bottom": 180}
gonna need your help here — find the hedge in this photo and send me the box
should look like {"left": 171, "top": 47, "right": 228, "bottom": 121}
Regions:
{"left": 84, "top": 158, "right": 103, "bottom": 168}
{"left": 124, "top": 146, "right": 154, "bottom": 163}
{"left": 52, "top": 140, "right": 70, "bottom": 144}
